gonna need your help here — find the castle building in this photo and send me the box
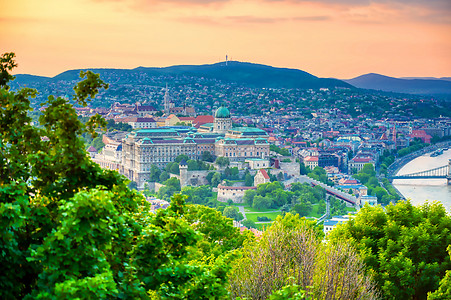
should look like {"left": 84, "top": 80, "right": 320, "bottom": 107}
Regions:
{"left": 217, "top": 185, "right": 256, "bottom": 203}
{"left": 118, "top": 106, "right": 269, "bottom": 188}
{"left": 121, "top": 128, "right": 198, "bottom": 186}
{"left": 215, "top": 138, "right": 269, "bottom": 161}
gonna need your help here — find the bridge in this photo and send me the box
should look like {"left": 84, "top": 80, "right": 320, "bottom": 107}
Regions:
{"left": 389, "top": 159, "right": 451, "bottom": 184}
{"left": 286, "top": 175, "right": 359, "bottom": 207}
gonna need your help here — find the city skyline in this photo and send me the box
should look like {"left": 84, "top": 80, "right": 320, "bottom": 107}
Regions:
{"left": 2, "top": 0, "right": 450, "bottom": 79}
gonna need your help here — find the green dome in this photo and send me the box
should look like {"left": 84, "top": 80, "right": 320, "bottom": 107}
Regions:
{"left": 215, "top": 106, "right": 230, "bottom": 118}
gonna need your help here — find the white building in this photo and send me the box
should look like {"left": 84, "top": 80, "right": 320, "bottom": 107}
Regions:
{"left": 323, "top": 215, "right": 351, "bottom": 235}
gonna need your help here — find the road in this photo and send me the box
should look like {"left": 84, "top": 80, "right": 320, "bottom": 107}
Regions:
{"left": 238, "top": 205, "right": 247, "bottom": 220}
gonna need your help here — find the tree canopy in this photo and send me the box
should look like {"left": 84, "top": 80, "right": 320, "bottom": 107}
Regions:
{"left": 0, "top": 53, "right": 233, "bottom": 299}
{"left": 229, "top": 213, "right": 378, "bottom": 299}
{"left": 329, "top": 200, "right": 451, "bottom": 300}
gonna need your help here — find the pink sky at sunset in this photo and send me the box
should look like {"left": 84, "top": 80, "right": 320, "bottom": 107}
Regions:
{"left": 1, "top": 0, "right": 450, "bottom": 79}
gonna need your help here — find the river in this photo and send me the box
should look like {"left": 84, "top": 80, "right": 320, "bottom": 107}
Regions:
{"left": 393, "top": 149, "right": 451, "bottom": 211}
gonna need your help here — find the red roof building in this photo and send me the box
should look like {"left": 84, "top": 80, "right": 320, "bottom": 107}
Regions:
{"left": 409, "top": 130, "right": 432, "bottom": 144}
{"left": 254, "top": 169, "right": 271, "bottom": 186}
{"left": 193, "top": 115, "right": 215, "bottom": 128}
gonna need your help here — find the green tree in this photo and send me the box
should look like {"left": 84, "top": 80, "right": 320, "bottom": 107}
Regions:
{"left": 206, "top": 171, "right": 215, "bottom": 185}
{"left": 269, "top": 188, "right": 289, "bottom": 208}
{"left": 244, "top": 173, "right": 254, "bottom": 186}
{"left": 318, "top": 200, "right": 326, "bottom": 215}
{"left": 201, "top": 151, "right": 215, "bottom": 162}
{"left": 307, "top": 166, "right": 334, "bottom": 186}
{"left": 252, "top": 195, "right": 272, "bottom": 210}
{"left": 167, "top": 162, "right": 180, "bottom": 175}
{"left": 241, "top": 219, "right": 257, "bottom": 229}
{"left": 159, "top": 170, "right": 169, "bottom": 182}
{"left": 211, "top": 172, "right": 222, "bottom": 187}
{"left": 91, "top": 135, "right": 105, "bottom": 150}
{"left": 329, "top": 196, "right": 347, "bottom": 216}
{"left": 372, "top": 186, "right": 388, "bottom": 202}
{"left": 149, "top": 164, "right": 161, "bottom": 182}
{"left": 187, "top": 159, "right": 199, "bottom": 171}
{"left": 181, "top": 185, "right": 212, "bottom": 205}
{"left": 360, "top": 163, "right": 376, "bottom": 176}
{"left": 270, "top": 144, "right": 291, "bottom": 156}
{"left": 243, "top": 189, "right": 257, "bottom": 206}
{"left": 329, "top": 200, "right": 451, "bottom": 300}
{"left": 158, "top": 177, "right": 181, "bottom": 200}
{"left": 1, "top": 54, "right": 233, "bottom": 299}
{"left": 268, "top": 285, "right": 309, "bottom": 300}
{"left": 223, "top": 206, "right": 244, "bottom": 222}
{"left": 428, "top": 246, "right": 451, "bottom": 299}
{"left": 229, "top": 214, "right": 377, "bottom": 299}
{"left": 292, "top": 197, "right": 312, "bottom": 217}
{"left": 175, "top": 154, "right": 189, "bottom": 163}
{"left": 215, "top": 156, "right": 230, "bottom": 167}
{"left": 184, "top": 204, "right": 247, "bottom": 257}
{"left": 299, "top": 162, "right": 310, "bottom": 175}
{"left": 0, "top": 52, "right": 17, "bottom": 87}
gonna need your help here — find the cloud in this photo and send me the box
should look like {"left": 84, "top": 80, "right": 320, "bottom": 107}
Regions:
{"left": 281, "top": 0, "right": 451, "bottom": 10}
{"left": 177, "top": 16, "right": 221, "bottom": 25}
{"left": 292, "top": 15, "right": 331, "bottom": 21}
{"left": 177, "top": 14, "right": 332, "bottom": 25}
{"left": 226, "top": 16, "right": 287, "bottom": 24}
{"left": 88, "top": 0, "right": 451, "bottom": 24}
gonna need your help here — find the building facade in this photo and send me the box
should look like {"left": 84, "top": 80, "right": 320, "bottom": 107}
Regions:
{"left": 217, "top": 185, "right": 257, "bottom": 203}
{"left": 118, "top": 106, "right": 270, "bottom": 188}
{"left": 215, "top": 138, "right": 270, "bottom": 161}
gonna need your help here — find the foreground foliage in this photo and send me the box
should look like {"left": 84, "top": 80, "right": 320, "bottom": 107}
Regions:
{"left": 0, "top": 53, "right": 238, "bottom": 299}
{"left": 229, "top": 214, "right": 379, "bottom": 299}
{"left": 329, "top": 201, "right": 451, "bottom": 300}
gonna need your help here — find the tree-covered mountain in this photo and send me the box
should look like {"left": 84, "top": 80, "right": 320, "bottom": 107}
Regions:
{"left": 14, "top": 61, "right": 352, "bottom": 89}
{"left": 344, "top": 73, "right": 451, "bottom": 96}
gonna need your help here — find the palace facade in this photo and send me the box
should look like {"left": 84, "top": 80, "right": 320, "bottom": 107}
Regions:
{"left": 118, "top": 106, "right": 270, "bottom": 188}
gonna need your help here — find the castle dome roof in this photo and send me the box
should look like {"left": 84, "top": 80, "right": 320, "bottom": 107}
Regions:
{"left": 215, "top": 106, "right": 230, "bottom": 118}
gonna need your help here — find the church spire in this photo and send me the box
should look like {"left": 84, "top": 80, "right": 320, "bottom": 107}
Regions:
{"left": 164, "top": 83, "right": 170, "bottom": 115}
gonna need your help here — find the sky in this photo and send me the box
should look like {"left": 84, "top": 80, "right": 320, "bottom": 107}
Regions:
{"left": 1, "top": 0, "right": 450, "bottom": 79}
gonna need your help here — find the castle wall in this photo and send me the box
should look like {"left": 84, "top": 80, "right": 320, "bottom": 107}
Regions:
{"left": 217, "top": 185, "right": 256, "bottom": 203}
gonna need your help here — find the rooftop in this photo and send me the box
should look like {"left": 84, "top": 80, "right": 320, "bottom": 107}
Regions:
{"left": 215, "top": 106, "right": 230, "bottom": 118}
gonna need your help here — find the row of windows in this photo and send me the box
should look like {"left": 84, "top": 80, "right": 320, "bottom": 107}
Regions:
{"left": 224, "top": 152, "right": 267, "bottom": 157}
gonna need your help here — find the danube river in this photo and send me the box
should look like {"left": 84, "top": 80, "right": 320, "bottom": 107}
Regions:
{"left": 393, "top": 149, "right": 451, "bottom": 211}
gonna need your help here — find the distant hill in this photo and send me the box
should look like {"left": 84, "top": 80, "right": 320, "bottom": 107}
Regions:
{"left": 344, "top": 73, "right": 451, "bottom": 96}
{"left": 14, "top": 61, "right": 352, "bottom": 89}
{"left": 13, "top": 74, "right": 50, "bottom": 85}
{"left": 400, "top": 77, "right": 451, "bottom": 82}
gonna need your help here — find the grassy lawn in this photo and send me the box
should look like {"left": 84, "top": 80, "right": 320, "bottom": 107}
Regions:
{"left": 243, "top": 206, "right": 279, "bottom": 213}
{"left": 307, "top": 204, "right": 323, "bottom": 218}
{"left": 246, "top": 211, "right": 283, "bottom": 223}
{"left": 346, "top": 207, "right": 357, "bottom": 213}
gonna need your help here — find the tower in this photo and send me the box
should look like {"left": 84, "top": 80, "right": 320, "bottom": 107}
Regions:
{"left": 226, "top": 55, "right": 228, "bottom": 66}
{"left": 179, "top": 159, "right": 188, "bottom": 188}
{"left": 164, "top": 84, "right": 171, "bottom": 115}
{"left": 447, "top": 159, "right": 451, "bottom": 185}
